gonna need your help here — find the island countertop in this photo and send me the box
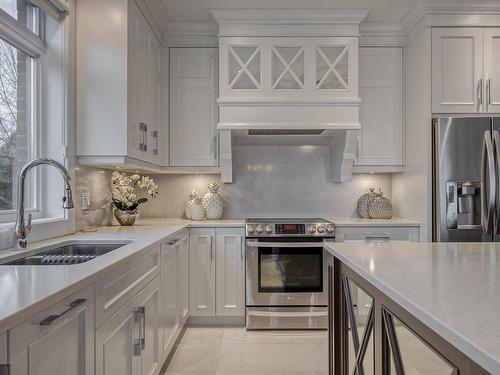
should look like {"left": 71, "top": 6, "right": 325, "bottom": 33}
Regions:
{"left": 324, "top": 241, "right": 500, "bottom": 374}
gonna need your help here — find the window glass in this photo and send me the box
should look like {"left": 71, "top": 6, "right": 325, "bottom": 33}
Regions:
{"left": 0, "top": 37, "right": 35, "bottom": 212}
{"left": 0, "top": 0, "right": 39, "bottom": 34}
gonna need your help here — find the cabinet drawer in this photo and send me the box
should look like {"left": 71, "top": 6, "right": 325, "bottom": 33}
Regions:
{"left": 9, "top": 284, "right": 94, "bottom": 375}
{"left": 95, "top": 246, "right": 160, "bottom": 327}
{"left": 335, "top": 226, "right": 420, "bottom": 242}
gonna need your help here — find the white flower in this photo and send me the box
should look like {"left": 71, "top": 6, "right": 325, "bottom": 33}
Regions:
{"left": 130, "top": 174, "right": 140, "bottom": 181}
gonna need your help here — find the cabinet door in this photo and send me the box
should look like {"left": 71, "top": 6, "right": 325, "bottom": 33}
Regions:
{"left": 170, "top": 48, "right": 219, "bottom": 167}
{"left": 9, "top": 285, "right": 94, "bottom": 375}
{"left": 136, "top": 277, "right": 161, "bottom": 375}
{"left": 215, "top": 228, "right": 245, "bottom": 316}
{"left": 484, "top": 28, "right": 500, "bottom": 113}
{"left": 356, "top": 47, "right": 404, "bottom": 168}
{"left": 178, "top": 234, "right": 190, "bottom": 324}
{"left": 189, "top": 228, "right": 216, "bottom": 316}
{"left": 95, "top": 295, "right": 140, "bottom": 375}
{"left": 432, "top": 28, "right": 484, "bottom": 113}
{"left": 160, "top": 241, "right": 180, "bottom": 355}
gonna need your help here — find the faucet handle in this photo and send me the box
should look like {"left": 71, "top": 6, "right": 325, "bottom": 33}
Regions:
{"left": 26, "top": 213, "right": 32, "bottom": 233}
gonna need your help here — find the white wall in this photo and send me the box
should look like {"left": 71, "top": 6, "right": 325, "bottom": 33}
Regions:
{"left": 392, "top": 29, "right": 432, "bottom": 241}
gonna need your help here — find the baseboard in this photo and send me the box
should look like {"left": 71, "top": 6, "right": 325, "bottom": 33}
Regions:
{"left": 187, "top": 315, "right": 245, "bottom": 326}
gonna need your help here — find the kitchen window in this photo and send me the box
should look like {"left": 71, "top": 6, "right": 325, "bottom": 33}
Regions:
{"left": 0, "top": 0, "right": 73, "bottom": 238}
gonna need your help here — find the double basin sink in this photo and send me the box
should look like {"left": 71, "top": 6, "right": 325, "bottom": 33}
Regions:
{"left": 3, "top": 242, "right": 129, "bottom": 266}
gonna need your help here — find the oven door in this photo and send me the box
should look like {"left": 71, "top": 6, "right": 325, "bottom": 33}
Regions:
{"left": 246, "top": 238, "right": 328, "bottom": 306}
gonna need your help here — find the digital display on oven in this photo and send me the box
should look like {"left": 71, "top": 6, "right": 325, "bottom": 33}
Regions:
{"left": 275, "top": 224, "right": 305, "bottom": 234}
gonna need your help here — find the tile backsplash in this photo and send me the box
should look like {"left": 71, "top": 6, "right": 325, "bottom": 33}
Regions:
{"left": 75, "top": 145, "right": 393, "bottom": 227}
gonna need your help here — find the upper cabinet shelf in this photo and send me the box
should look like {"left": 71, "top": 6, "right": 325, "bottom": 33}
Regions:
{"left": 218, "top": 37, "right": 359, "bottom": 102}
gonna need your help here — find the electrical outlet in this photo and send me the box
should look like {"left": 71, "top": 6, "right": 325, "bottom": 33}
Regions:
{"left": 81, "top": 192, "right": 91, "bottom": 211}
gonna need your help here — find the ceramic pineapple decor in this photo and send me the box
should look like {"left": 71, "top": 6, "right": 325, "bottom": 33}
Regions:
{"left": 203, "top": 182, "right": 223, "bottom": 219}
{"left": 190, "top": 195, "right": 206, "bottom": 221}
{"left": 185, "top": 190, "right": 199, "bottom": 219}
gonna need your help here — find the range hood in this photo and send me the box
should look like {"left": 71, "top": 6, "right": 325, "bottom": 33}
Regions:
{"left": 212, "top": 9, "right": 368, "bottom": 182}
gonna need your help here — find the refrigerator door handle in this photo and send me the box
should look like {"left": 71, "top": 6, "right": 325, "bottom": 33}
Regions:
{"left": 493, "top": 130, "right": 500, "bottom": 234}
{"left": 481, "top": 130, "right": 496, "bottom": 235}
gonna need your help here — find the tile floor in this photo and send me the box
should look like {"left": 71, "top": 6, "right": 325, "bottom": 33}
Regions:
{"left": 162, "top": 327, "right": 329, "bottom": 375}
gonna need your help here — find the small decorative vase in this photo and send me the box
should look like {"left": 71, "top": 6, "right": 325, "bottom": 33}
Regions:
{"left": 357, "top": 188, "right": 379, "bottom": 218}
{"left": 203, "top": 182, "right": 223, "bottom": 220}
{"left": 185, "top": 190, "right": 199, "bottom": 219}
{"left": 190, "top": 197, "right": 206, "bottom": 221}
{"left": 114, "top": 208, "right": 139, "bottom": 226}
{"left": 368, "top": 190, "right": 393, "bottom": 219}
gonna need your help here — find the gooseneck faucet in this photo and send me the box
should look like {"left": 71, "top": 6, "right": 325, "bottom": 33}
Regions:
{"left": 15, "top": 158, "right": 75, "bottom": 249}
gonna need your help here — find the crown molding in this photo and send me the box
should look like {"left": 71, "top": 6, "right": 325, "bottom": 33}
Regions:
{"left": 359, "top": 22, "right": 406, "bottom": 46}
{"left": 163, "top": 21, "right": 218, "bottom": 47}
{"left": 210, "top": 9, "right": 370, "bottom": 25}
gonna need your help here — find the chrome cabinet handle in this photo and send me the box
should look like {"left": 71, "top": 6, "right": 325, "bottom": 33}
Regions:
{"left": 481, "top": 130, "right": 496, "bottom": 235}
{"left": 40, "top": 298, "right": 87, "bottom": 326}
{"left": 493, "top": 131, "right": 500, "bottom": 234}
{"left": 166, "top": 239, "right": 179, "bottom": 246}
{"left": 133, "top": 306, "right": 146, "bottom": 355}
{"left": 213, "top": 135, "right": 218, "bottom": 161}
{"left": 487, "top": 78, "right": 492, "bottom": 110}
{"left": 478, "top": 79, "right": 484, "bottom": 109}
{"left": 364, "top": 234, "right": 391, "bottom": 242}
{"left": 240, "top": 236, "right": 244, "bottom": 261}
{"left": 139, "top": 122, "right": 147, "bottom": 152}
{"left": 152, "top": 130, "right": 158, "bottom": 156}
{"left": 211, "top": 236, "right": 214, "bottom": 261}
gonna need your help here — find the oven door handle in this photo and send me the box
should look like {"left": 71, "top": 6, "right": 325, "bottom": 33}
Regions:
{"left": 246, "top": 241, "right": 323, "bottom": 248}
{"left": 246, "top": 310, "right": 328, "bottom": 317}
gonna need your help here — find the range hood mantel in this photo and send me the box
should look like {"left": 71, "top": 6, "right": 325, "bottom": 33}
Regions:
{"left": 212, "top": 9, "right": 368, "bottom": 183}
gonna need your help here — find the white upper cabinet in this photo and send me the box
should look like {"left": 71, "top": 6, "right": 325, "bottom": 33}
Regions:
{"left": 169, "top": 48, "right": 219, "bottom": 167}
{"left": 219, "top": 37, "right": 358, "bottom": 101}
{"left": 484, "top": 28, "right": 500, "bottom": 113}
{"left": 432, "top": 28, "right": 484, "bottom": 113}
{"left": 355, "top": 47, "right": 404, "bottom": 170}
{"left": 77, "top": 0, "right": 163, "bottom": 167}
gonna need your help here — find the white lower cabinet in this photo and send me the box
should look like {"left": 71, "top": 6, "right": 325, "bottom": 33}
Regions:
{"left": 96, "top": 276, "right": 160, "bottom": 375}
{"left": 189, "top": 228, "right": 216, "bottom": 316}
{"left": 178, "top": 235, "right": 190, "bottom": 324}
{"left": 160, "top": 238, "right": 180, "bottom": 355}
{"left": 335, "top": 225, "right": 420, "bottom": 242}
{"left": 216, "top": 228, "right": 245, "bottom": 316}
{"left": 190, "top": 227, "right": 245, "bottom": 318}
{"left": 8, "top": 285, "right": 94, "bottom": 375}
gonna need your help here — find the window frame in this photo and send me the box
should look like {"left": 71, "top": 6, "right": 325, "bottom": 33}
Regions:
{"left": 0, "top": 0, "right": 75, "bottom": 247}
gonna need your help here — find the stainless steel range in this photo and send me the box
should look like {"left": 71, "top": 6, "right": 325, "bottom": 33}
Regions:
{"left": 245, "top": 218, "right": 334, "bottom": 330}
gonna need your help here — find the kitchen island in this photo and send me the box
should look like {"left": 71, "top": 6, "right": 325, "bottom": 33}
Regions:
{"left": 324, "top": 241, "right": 500, "bottom": 374}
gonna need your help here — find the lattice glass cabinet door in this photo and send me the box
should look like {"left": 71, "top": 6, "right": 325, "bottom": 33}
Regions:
{"left": 316, "top": 45, "right": 349, "bottom": 90}
{"left": 271, "top": 46, "right": 305, "bottom": 90}
{"left": 227, "top": 46, "right": 261, "bottom": 90}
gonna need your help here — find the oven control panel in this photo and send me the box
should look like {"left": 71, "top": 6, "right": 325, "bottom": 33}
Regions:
{"left": 246, "top": 221, "right": 335, "bottom": 237}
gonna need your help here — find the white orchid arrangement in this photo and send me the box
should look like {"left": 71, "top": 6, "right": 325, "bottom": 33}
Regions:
{"left": 111, "top": 169, "right": 158, "bottom": 211}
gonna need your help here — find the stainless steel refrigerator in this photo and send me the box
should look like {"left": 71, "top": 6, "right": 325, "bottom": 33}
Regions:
{"left": 433, "top": 117, "right": 500, "bottom": 242}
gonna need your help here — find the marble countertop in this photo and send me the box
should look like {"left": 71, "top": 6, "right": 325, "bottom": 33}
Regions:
{"left": 324, "top": 241, "right": 500, "bottom": 374}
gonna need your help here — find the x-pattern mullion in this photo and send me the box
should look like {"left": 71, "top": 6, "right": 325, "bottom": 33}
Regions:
{"left": 228, "top": 46, "right": 261, "bottom": 89}
{"left": 272, "top": 46, "right": 304, "bottom": 89}
{"left": 382, "top": 310, "right": 406, "bottom": 375}
{"left": 352, "top": 304, "right": 374, "bottom": 375}
{"left": 343, "top": 276, "right": 365, "bottom": 375}
{"left": 316, "top": 46, "right": 348, "bottom": 89}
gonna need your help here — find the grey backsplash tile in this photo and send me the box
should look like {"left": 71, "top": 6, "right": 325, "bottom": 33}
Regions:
{"left": 74, "top": 166, "right": 113, "bottom": 231}
{"left": 75, "top": 145, "right": 393, "bottom": 226}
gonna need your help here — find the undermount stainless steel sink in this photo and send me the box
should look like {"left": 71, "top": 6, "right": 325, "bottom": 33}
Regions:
{"left": 3, "top": 242, "right": 129, "bottom": 265}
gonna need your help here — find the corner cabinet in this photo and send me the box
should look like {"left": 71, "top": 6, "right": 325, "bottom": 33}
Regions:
{"left": 218, "top": 37, "right": 358, "bottom": 101}
{"left": 432, "top": 27, "right": 500, "bottom": 114}
{"left": 76, "top": 0, "right": 163, "bottom": 167}
{"left": 8, "top": 285, "right": 94, "bottom": 375}
{"left": 189, "top": 227, "right": 245, "bottom": 319}
{"left": 354, "top": 47, "right": 404, "bottom": 172}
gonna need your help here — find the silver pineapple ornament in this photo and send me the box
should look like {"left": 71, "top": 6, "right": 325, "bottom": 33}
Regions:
{"left": 185, "top": 190, "right": 199, "bottom": 219}
{"left": 203, "top": 182, "right": 223, "bottom": 220}
{"left": 190, "top": 195, "right": 206, "bottom": 221}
